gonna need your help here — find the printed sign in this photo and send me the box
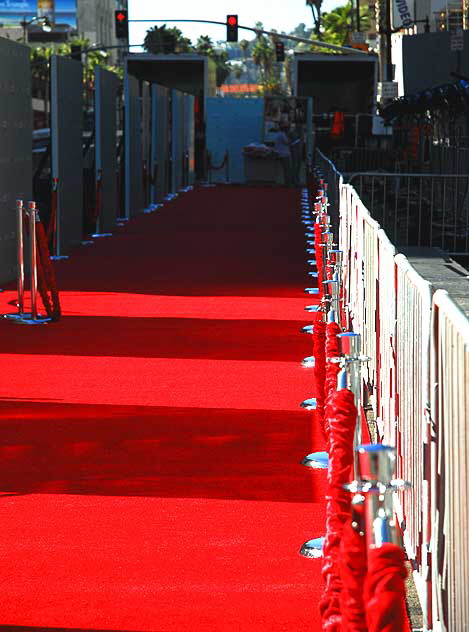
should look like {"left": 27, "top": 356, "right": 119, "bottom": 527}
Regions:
{"left": 351, "top": 31, "right": 366, "bottom": 44}
{"left": 450, "top": 28, "right": 464, "bottom": 51}
{"left": 0, "top": 0, "right": 76, "bottom": 27}
{"left": 378, "top": 81, "right": 399, "bottom": 101}
{"left": 392, "top": 0, "right": 414, "bottom": 30}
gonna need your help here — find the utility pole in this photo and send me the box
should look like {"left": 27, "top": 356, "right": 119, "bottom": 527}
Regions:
{"left": 385, "top": 0, "right": 393, "bottom": 81}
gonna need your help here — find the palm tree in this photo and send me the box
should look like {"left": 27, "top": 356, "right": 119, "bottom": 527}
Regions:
{"left": 239, "top": 39, "right": 250, "bottom": 57}
{"left": 239, "top": 39, "right": 251, "bottom": 83}
{"left": 306, "top": 0, "right": 323, "bottom": 36}
{"left": 321, "top": 3, "right": 371, "bottom": 46}
{"left": 252, "top": 34, "right": 274, "bottom": 87}
{"left": 196, "top": 35, "right": 214, "bottom": 55}
{"left": 143, "top": 25, "right": 192, "bottom": 54}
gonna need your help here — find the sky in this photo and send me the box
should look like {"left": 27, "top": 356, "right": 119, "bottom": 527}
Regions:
{"left": 128, "top": 0, "right": 344, "bottom": 50}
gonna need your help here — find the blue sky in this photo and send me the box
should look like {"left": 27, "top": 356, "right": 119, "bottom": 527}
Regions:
{"left": 128, "top": 0, "right": 345, "bottom": 49}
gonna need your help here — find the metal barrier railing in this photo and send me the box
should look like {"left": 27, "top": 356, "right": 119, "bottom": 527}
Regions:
{"left": 393, "top": 253, "right": 433, "bottom": 618}
{"left": 315, "top": 148, "right": 342, "bottom": 237}
{"left": 430, "top": 290, "right": 469, "bottom": 632}
{"left": 347, "top": 172, "right": 469, "bottom": 255}
{"left": 339, "top": 171, "right": 469, "bottom": 631}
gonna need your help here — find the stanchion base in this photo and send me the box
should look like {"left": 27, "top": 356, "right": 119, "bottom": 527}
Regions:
{"left": 302, "top": 451, "right": 328, "bottom": 469}
{"left": 305, "top": 305, "right": 320, "bottom": 312}
{"left": 306, "top": 248, "right": 316, "bottom": 254}
{"left": 3, "top": 312, "right": 26, "bottom": 320}
{"left": 300, "top": 397, "right": 317, "bottom": 410}
{"left": 14, "top": 315, "right": 50, "bottom": 325}
{"left": 305, "top": 288, "right": 319, "bottom": 294}
{"left": 164, "top": 194, "right": 178, "bottom": 201}
{"left": 300, "top": 537, "right": 324, "bottom": 558}
{"left": 308, "top": 272, "right": 319, "bottom": 278}
{"left": 302, "top": 355, "right": 315, "bottom": 368}
{"left": 81, "top": 240, "right": 94, "bottom": 246}
{"left": 50, "top": 255, "right": 69, "bottom": 261}
{"left": 301, "top": 325, "right": 314, "bottom": 334}
{"left": 91, "top": 233, "right": 113, "bottom": 238}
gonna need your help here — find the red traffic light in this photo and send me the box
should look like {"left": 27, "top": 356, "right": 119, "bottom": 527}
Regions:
{"left": 226, "top": 14, "right": 238, "bottom": 42}
{"left": 115, "top": 9, "right": 128, "bottom": 38}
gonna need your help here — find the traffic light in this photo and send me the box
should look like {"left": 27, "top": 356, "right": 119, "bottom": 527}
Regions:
{"left": 275, "top": 41, "right": 285, "bottom": 62}
{"left": 115, "top": 9, "right": 128, "bottom": 39}
{"left": 226, "top": 15, "right": 238, "bottom": 42}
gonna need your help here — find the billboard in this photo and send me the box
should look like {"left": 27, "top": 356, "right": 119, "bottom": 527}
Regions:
{"left": 0, "top": 0, "right": 76, "bottom": 27}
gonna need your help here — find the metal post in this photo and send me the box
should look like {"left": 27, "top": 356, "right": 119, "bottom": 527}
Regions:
{"left": 9, "top": 202, "right": 51, "bottom": 326}
{"left": 338, "top": 332, "right": 364, "bottom": 472}
{"left": 29, "top": 202, "right": 38, "bottom": 322}
{"left": 17, "top": 199, "right": 25, "bottom": 315}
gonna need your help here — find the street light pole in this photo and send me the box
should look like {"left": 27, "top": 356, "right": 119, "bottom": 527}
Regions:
{"left": 385, "top": 0, "right": 393, "bottom": 80}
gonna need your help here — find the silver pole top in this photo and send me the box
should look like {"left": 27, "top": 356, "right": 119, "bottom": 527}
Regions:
{"left": 338, "top": 332, "right": 361, "bottom": 356}
{"left": 356, "top": 444, "right": 396, "bottom": 485}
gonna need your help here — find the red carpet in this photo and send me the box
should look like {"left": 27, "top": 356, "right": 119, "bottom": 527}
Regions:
{"left": 0, "top": 186, "right": 326, "bottom": 631}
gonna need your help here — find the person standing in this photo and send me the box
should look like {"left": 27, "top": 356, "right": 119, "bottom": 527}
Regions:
{"left": 273, "top": 123, "right": 293, "bottom": 186}
{"left": 289, "top": 124, "right": 304, "bottom": 186}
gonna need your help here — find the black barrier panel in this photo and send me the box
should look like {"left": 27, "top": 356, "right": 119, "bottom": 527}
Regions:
{"left": 124, "top": 72, "right": 145, "bottom": 218}
{"left": 171, "top": 90, "right": 184, "bottom": 194}
{"left": 142, "top": 81, "right": 151, "bottom": 209}
{"left": 185, "top": 94, "right": 195, "bottom": 187}
{"left": 51, "top": 55, "right": 83, "bottom": 255}
{"left": 150, "top": 84, "right": 170, "bottom": 203}
{"left": 0, "top": 39, "right": 32, "bottom": 283}
{"left": 95, "top": 66, "right": 119, "bottom": 234}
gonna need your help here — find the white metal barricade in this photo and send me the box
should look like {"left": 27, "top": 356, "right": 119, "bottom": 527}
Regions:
{"left": 431, "top": 290, "right": 469, "bottom": 632}
{"left": 393, "top": 254, "right": 433, "bottom": 623}
{"left": 376, "top": 228, "right": 397, "bottom": 444}
{"left": 338, "top": 161, "right": 469, "bottom": 631}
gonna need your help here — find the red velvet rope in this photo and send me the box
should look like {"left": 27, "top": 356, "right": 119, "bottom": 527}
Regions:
{"left": 320, "top": 389, "right": 357, "bottom": 632}
{"left": 36, "top": 220, "right": 61, "bottom": 322}
{"left": 364, "top": 543, "right": 412, "bottom": 632}
{"left": 312, "top": 320, "right": 327, "bottom": 437}
{"left": 325, "top": 322, "right": 342, "bottom": 442}
{"left": 208, "top": 151, "right": 228, "bottom": 171}
{"left": 47, "top": 178, "right": 58, "bottom": 244}
{"left": 340, "top": 518, "right": 368, "bottom": 632}
{"left": 24, "top": 215, "right": 61, "bottom": 321}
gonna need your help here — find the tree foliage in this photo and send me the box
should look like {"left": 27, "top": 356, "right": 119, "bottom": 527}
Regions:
{"left": 321, "top": 2, "right": 371, "bottom": 46}
{"left": 143, "top": 25, "right": 192, "bottom": 54}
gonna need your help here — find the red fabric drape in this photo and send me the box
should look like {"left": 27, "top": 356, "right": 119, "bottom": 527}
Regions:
{"left": 313, "top": 320, "right": 327, "bottom": 437}
{"left": 325, "top": 322, "right": 342, "bottom": 441}
{"left": 364, "top": 543, "right": 412, "bottom": 632}
{"left": 320, "top": 389, "right": 357, "bottom": 631}
{"left": 339, "top": 518, "right": 368, "bottom": 632}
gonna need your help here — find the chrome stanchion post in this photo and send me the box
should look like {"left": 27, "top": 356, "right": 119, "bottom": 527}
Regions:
{"left": 29, "top": 202, "right": 38, "bottom": 321}
{"left": 17, "top": 199, "right": 25, "bottom": 315}
{"left": 337, "top": 333, "right": 371, "bottom": 476}
{"left": 14, "top": 202, "right": 50, "bottom": 326}
{"left": 350, "top": 445, "right": 411, "bottom": 549}
{"left": 3, "top": 199, "right": 29, "bottom": 321}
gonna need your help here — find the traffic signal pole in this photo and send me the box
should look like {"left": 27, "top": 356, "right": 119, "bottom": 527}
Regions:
{"left": 124, "top": 18, "right": 371, "bottom": 56}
